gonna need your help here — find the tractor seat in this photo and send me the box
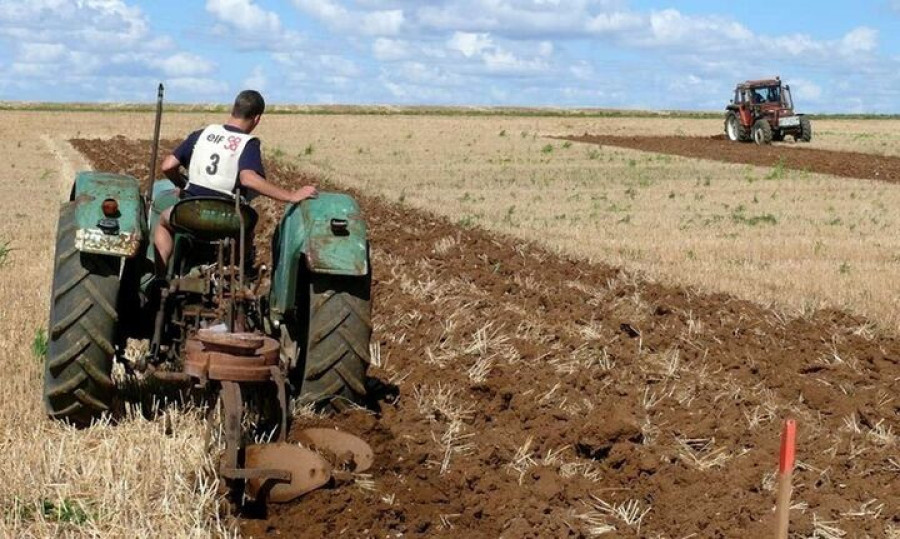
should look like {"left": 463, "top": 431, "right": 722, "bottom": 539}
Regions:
{"left": 169, "top": 197, "right": 258, "bottom": 242}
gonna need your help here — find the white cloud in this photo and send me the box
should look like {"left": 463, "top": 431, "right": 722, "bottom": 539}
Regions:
{"left": 205, "top": 0, "right": 302, "bottom": 50}
{"left": 570, "top": 61, "right": 594, "bottom": 81}
{"left": 153, "top": 53, "right": 216, "bottom": 78}
{"left": 841, "top": 27, "right": 878, "bottom": 53}
{"left": 167, "top": 77, "right": 229, "bottom": 96}
{"left": 272, "top": 51, "right": 360, "bottom": 89}
{"left": 482, "top": 49, "right": 541, "bottom": 74}
{"left": 373, "top": 38, "right": 411, "bottom": 61}
{"left": 242, "top": 65, "right": 267, "bottom": 91}
{"left": 790, "top": 79, "right": 823, "bottom": 102}
{"left": 18, "top": 43, "right": 66, "bottom": 63}
{"left": 0, "top": 0, "right": 149, "bottom": 49}
{"left": 537, "top": 41, "right": 553, "bottom": 57}
{"left": 362, "top": 9, "right": 404, "bottom": 35}
{"left": 0, "top": 0, "right": 223, "bottom": 101}
{"left": 205, "top": 0, "right": 282, "bottom": 35}
{"left": 415, "top": 0, "right": 606, "bottom": 35}
{"left": 585, "top": 11, "right": 643, "bottom": 34}
{"left": 319, "top": 55, "right": 360, "bottom": 78}
{"left": 447, "top": 32, "right": 493, "bottom": 57}
{"left": 293, "top": 0, "right": 404, "bottom": 35}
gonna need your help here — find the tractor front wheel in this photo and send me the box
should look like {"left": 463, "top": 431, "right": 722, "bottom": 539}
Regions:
{"left": 725, "top": 113, "right": 749, "bottom": 142}
{"left": 44, "top": 202, "right": 118, "bottom": 426}
{"left": 799, "top": 116, "right": 813, "bottom": 142}
{"left": 290, "top": 272, "right": 372, "bottom": 411}
{"left": 752, "top": 119, "right": 773, "bottom": 145}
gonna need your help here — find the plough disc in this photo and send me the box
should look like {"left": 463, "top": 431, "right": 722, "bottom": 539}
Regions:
{"left": 244, "top": 443, "right": 332, "bottom": 503}
{"left": 295, "top": 428, "right": 375, "bottom": 472}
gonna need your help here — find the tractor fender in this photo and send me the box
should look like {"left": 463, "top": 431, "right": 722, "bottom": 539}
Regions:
{"left": 69, "top": 171, "right": 144, "bottom": 258}
{"left": 269, "top": 192, "right": 369, "bottom": 316}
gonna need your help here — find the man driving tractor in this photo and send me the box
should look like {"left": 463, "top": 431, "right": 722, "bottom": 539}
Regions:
{"left": 153, "top": 90, "right": 318, "bottom": 276}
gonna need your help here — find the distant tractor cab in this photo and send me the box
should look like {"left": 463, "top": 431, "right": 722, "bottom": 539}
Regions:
{"left": 725, "top": 77, "right": 812, "bottom": 145}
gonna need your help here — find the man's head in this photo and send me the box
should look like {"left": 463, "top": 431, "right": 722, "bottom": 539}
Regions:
{"left": 230, "top": 90, "right": 265, "bottom": 133}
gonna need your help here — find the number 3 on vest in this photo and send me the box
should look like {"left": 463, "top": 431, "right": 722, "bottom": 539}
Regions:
{"left": 207, "top": 153, "right": 220, "bottom": 175}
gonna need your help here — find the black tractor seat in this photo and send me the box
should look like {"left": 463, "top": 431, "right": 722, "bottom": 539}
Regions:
{"left": 169, "top": 196, "right": 258, "bottom": 242}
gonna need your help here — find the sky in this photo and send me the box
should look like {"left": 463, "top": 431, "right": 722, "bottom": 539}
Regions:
{"left": 0, "top": 1, "right": 898, "bottom": 112}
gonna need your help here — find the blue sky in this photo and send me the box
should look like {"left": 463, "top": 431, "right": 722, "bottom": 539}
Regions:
{"left": 1, "top": 1, "right": 898, "bottom": 112}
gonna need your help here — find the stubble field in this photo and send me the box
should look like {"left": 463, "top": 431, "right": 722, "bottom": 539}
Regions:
{"left": 1, "top": 109, "right": 899, "bottom": 537}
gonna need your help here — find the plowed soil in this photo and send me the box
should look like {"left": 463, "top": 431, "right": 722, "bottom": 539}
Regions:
{"left": 72, "top": 137, "right": 900, "bottom": 537}
{"left": 559, "top": 134, "right": 900, "bottom": 183}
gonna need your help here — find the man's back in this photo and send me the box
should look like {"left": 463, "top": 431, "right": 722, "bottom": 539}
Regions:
{"left": 172, "top": 124, "right": 266, "bottom": 198}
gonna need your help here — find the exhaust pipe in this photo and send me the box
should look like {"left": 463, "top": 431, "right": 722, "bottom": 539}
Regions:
{"left": 147, "top": 83, "right": 164, "bottom": 199}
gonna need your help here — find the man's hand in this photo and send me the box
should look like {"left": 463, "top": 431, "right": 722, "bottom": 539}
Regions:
{"left": 289, "top": 185, "right": 318, "bottom": 203}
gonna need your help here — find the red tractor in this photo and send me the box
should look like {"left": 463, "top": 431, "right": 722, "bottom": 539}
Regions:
{"left": 725, "top": 77, "right": 812, "bottom": 145}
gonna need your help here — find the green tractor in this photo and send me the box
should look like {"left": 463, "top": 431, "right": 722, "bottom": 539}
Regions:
{"left": 44, "top": 87, "right": 374, "bottom": 503}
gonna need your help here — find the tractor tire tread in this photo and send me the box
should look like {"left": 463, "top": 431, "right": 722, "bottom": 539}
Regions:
{"left": 44, "top": 202, "right": 118, "bottom": 426}
{"left": 752, "top": 119, "right": 773, "bottom": 145}
{"left": 799, "top": 116, "right": 813, "bottom": 142}
{"left": 298, "top": 273, "right": 371, "bottom": 411}
{"left": 725, "top": 112, "right": 750, "bottom": 142}
{"left": 47, "top": 335, "right": 91, "bottom": 373}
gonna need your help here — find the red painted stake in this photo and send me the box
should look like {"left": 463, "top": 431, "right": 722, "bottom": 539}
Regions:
{"left": 775, "top": 419, "right": 797, "bottom": 539}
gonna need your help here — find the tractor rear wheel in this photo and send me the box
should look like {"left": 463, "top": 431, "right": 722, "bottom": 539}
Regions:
{"left": 44, "top": 202, "right": 118, "bottom": 426}
{"left": 752, "top": 119, "right": 773, "bottom": 145}
{"left": 725, "top": 113, "right": 749, "bottom": 142}
{"left": 799, "top": 116, "right": 813, "bottom": 142}
{"left": 292, "top": 272, "right": 372, "bottom": 411}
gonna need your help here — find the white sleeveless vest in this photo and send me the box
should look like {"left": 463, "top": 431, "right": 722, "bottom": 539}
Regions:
{"left": 187, "top": 125, "right": 258, "bottom": 196}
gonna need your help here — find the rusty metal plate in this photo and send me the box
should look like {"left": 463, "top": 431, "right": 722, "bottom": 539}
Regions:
{"left": 245, "top": 443, "right": 332, "bottom": 503}
{"left": 183, "top": 334, "right": 280, "bottom": 381}
{"left": 295, "top": 428, "right": 374, "bottom": 472}
{"left": 184, "top": 341, "right": 210, "bottom": 378}
{"left": 208, "top": 363, "right": 273, "bottom": 382}
{"left": 197, "top": 331, "right": 264, "bottom": 354}
{"left": 206, "top": 351, "right": 270, "bottom": 368}
{"left": 183, "top": 358, "right": 208, "bottom": 378}
{"left": 256, "top": 337, "right": 280, "bottom": 364}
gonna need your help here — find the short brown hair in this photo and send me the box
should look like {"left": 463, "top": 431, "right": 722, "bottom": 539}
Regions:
{"left": 232, "top": 90, "right": 265, "bottom": 119}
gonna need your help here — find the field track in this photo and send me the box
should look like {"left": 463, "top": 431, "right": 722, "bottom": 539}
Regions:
{"left": 560, "top": 135, "right": 900, "bottom": 184}
{"left": 72, "top": 138, "right": 900, "bottom": 537}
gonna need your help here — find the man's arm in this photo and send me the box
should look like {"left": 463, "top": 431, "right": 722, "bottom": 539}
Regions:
{"left": 239, "top": 170, "right": 317, "bottom": 203}
{"left": 161, "top": 155, "right": 187, "bottom": 188}
{"left": 161, "top": 130, "right": 202, "bottom": 188}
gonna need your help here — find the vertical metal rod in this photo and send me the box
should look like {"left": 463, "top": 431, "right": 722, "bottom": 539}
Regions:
{"left": 235, "top": 194, "right": 246, "bottom": 332}
{"left": 228, "top": 239, "right": 236, "bottom": 333}
{"left": 220, "top": 382, "right": 243, "bottom": 473}
{"left": 147, "top": 83, "right": 164, "bottom": 199}
{"left": 216, "top": 241, "right": 225, "bottom": 312}
{"left": 236, "top": 194, "right": 245, "bottom": 291}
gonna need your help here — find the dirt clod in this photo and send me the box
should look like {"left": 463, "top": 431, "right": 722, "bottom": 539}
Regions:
{"left": 576, "top": 409, "right": 642, "bottom": 462}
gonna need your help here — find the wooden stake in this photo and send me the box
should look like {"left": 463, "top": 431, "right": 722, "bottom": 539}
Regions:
{"left": 774, "top": 419, "right": 797, "bottom": 539}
